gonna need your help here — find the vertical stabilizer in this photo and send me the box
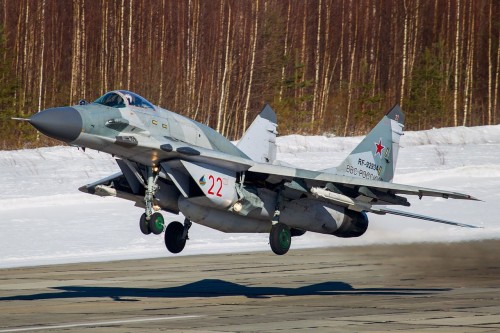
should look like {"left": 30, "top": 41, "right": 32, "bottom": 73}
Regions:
{"left": 322, "top": 105, "right": 405, "bottom": 182}
{"left": 237, "top": 104, "right": 278, "bottom": 164}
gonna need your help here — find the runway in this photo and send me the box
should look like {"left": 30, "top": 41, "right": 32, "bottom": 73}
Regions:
{"left": 0, "top": 240, "right": 499, "bottom": 332}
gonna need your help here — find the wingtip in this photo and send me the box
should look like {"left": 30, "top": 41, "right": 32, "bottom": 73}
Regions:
{"left": 458, "top": 194, "right": 482, "bottom": 201}
{"left": 462, "top": 223, "right": 483, "bottom": 229}
{"left": 78, "top": 185, "right": 89, "bottom": 193}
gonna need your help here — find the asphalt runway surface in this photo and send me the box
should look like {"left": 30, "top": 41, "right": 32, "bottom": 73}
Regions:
{"left": 0, "top": 240, "right": 499, "bottom": 332}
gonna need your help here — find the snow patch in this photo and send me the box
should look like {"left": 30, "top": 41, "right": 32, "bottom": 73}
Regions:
{"left": 1, "top": 125, "right": 500, "bottom": 268}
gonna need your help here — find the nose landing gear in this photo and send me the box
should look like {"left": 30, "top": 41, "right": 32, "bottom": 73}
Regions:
{"left": 139, "top": 166, "right": 190, "bottom": 254}
{"left": 139, "top": 166, "right": 165, "bottom": 235}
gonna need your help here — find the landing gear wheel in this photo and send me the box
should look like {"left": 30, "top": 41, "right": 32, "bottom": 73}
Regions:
{"left": 164, "top": 221, "right": 186, "bottom": 254}
{"left": 139, "top": 213, "right": 151, "bottom": 235}
{"left": 270, "top": 223, "right": 291, "bottom": 255}
{"left": 148, "top": 212, "right": 165, "bottom": 235}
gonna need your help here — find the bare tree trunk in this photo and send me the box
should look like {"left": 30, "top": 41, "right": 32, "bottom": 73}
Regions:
{"left": 36, "top": 0, "right": 45, "bottom": 141}
{"left": 21, "top": 0, "right": 30, "bottom": 114}
{"left": 37, "top": 0, "right": 45, "bottom": 112}
{"left": 158, "top": 1, "right": 166, "bottom": 106}
{"left": 216, "top": 2, "right": 231, "bottom": 132}
{"left": 119, "top": 0, "right": 125, "bottom": 87}
{"left": 186, "top": 0, "right": 192, "bottom": 115}
{"left": 70, "top": 0, "right": 81, "bottom": 105}
{"left": 188, "top": 0, "right": 200, "bottom": 117}
{"left": 406, "top": 0, "right": 420, "bottom": 103}
{"left": 319, "top": 0, "right": 332, "bottom": 123}
{"left": 243, "top": 0, "right": 258, "bottom": 132}
{"left": 453, "top": 0, "right": 461, "bottom": 126}
{"left": 370, "top": 0, "right": 380, "bottom": 94}
{"left": 487, "top": 1, "right": 493, "bottom": 125}
{"left": 311, "top": 0, "right": 322, "bottom": 126}
{"left": 101, "top": 0, "right": 109, "bottom": 94}
{"left": 400, "top": 0, "right": 408, "bottom": 106}
{"left": 492, "top": 19, "right": 500, "bottom": 124}
{"left": 80, "top": 0, "right": 86, "bottom": 99}
{"left": 339, "top": 0, "right": 345, "bottom": 87}
{"left": 462, "top": 2, "right": 473, "bottom": 126}
{"left": 221, "top": 22, "right": 234, "bottom": 137}
{"left": 343, "top": 2, "right": 357, "bottom": 136}
{"left": 127, "top": 0, "right": 133, "bottom": 89}
{"left": 299, "top": 2, "right": 308, "bottom": 113}
{"left": 214, "top": 0, "right": 225, "bottom": 129}
{"left": 279, "top": 2, "right": 291, "bottom": 101}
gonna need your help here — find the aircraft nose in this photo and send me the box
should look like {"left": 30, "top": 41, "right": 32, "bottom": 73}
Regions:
{"left": 29, "top": 107, "right": 83, "bottom": 143}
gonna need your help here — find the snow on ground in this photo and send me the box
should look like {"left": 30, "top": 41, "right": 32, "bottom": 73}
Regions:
{"left": 1, "top": 125, "right": 500, "bottom": 268}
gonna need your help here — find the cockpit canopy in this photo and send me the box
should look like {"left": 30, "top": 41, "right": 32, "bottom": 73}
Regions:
{"left": 93, "top": 90, "right": 155, "bottom": 110}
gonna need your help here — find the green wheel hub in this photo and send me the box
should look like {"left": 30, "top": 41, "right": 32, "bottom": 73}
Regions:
{"left": 278, "top": 228, "right": 291, "bottom": 249}
{"left": 148, "top": 212, "right": 165, "bottom": 235}
{"left": 270, "top": 223, "right": 292, "bottom": 255}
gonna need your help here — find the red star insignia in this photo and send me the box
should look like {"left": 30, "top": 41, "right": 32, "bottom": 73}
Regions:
{"left": 375, "top": 139, "right": 385, "bottom": 156}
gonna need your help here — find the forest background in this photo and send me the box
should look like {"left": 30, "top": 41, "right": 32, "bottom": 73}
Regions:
{"left": 0, "top": 0, "right": 499, "bottom": 149}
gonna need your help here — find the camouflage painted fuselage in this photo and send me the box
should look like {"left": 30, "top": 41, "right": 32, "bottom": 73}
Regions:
{"left": 25, "top": 90, "right": 478, "bottom": 252}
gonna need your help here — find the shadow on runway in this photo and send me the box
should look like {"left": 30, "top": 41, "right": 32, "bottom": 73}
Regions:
{"left": 0, "top": 279, "right": 450, "bottom": 302}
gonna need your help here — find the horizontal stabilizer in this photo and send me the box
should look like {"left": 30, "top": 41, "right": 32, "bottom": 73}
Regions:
{"left": 371, "top": 206, "right": 481, "bottom": 228}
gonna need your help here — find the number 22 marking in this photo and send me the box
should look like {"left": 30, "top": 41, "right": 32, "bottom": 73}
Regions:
{"left": 207, "top": 175, "right": 223, "bottom": 197}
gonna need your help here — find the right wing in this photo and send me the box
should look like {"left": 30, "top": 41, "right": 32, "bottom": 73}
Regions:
{"left": 247, "top": 162, "right": 479, "bottom": 228}
{"left": 248, "top": 163, "right": 477, "bottom": 200}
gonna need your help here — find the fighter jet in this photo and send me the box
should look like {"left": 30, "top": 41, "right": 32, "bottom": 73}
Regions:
{"left": 19, "top": 90, "right": 479, "bottom": 255}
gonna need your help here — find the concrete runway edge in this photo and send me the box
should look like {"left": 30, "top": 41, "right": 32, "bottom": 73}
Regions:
{"left": 1, "top": 240, "right": 499, "bottom": 332}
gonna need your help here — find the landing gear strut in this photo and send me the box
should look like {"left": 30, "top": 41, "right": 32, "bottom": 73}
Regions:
{"left": 269, "top": 190, "right": 291, "bottom": 255}
{"left": 139, "top": 166, "right": 165, "bottom": 235}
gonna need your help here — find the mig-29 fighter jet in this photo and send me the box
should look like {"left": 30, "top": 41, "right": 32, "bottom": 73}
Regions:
{"left": 18, "top": 90, "right": 479, "bottom": 255}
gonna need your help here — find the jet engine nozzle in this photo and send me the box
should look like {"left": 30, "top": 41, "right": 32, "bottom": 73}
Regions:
{"left": 29, "top": 107, "right": 82, "bottom": 143}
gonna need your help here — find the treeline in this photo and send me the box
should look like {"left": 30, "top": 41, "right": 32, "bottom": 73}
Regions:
{"left": 0, "top": 0, "right": 499, "bottom": 149}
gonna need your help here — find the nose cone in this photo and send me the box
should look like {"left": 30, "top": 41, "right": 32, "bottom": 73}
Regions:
{"left": 29, "top": 107, "right": 82, "bottom": 143}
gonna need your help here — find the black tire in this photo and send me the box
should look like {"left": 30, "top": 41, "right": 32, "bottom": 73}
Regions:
{"left": 164, "top": 221, "right": 186, "bottom": 254}
{"left": 269, "top": 223, "right": 291, "bottom": 255}
{"left": 139, "top": 213, "right": 151, "bottom": 235}
{"left": 148, "top": 212, "right": 165, "bottom": 235}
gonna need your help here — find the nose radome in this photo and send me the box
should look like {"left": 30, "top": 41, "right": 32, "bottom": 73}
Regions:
{"left": 29, "top": 107, "right": 82, "bottom": 143}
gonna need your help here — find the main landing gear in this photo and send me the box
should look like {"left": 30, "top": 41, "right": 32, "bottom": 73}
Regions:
{"left": 138, "top": 165, "right": 191, "bottom": 254}
{"left": 269, "top": 222, "right": 291, "bottom": 255}
{"left": 269, "top": 194, "right": 292, "bottom": 255}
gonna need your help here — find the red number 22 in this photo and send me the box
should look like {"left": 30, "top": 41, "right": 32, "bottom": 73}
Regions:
{"left": 207, "top": 175, "right": 223, "bottom": 197}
